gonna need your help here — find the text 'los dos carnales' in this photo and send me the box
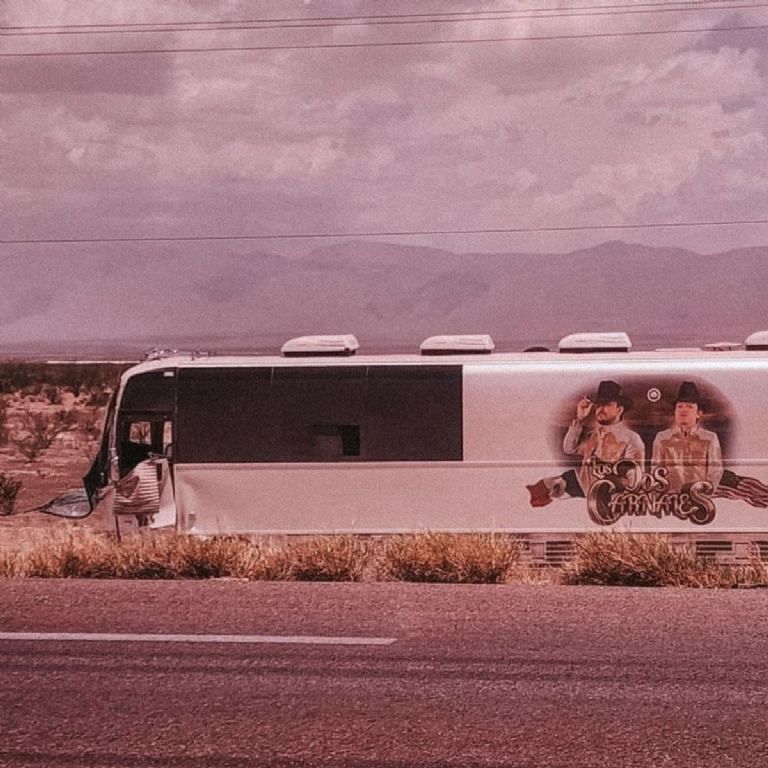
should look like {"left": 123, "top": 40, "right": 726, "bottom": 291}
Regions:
{"left": 587, "top": 462, "right": 715, "bottom": 526}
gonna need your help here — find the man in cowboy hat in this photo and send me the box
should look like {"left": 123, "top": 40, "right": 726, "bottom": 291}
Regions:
{"left": 651, "top": 381, "right": 723, "bottom": 493}
{"left": 525, "top": 380, "right": 644, "bottom": 507}
{"left": 561, "top": 380, "right": 645, "bottom": 496}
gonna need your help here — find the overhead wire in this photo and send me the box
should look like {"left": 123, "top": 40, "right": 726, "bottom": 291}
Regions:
{"left": 4, "top": 219, "right": 768, "bottom": 246}
{"left": 0, "top": 0, "right": 752, "bottom": 30}
{"left": 2, "top": 21, "right": 768, "bottom": 57}
{"left": 3, "top": 1, "right": 766, "bottom": 36}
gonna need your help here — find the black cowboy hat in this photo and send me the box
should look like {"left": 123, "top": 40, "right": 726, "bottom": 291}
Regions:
{"left": 674, "top": 381, "right": 704, "bottom": 408}
{"left": 593, "top": 380, "right": 632, "bottom": 411}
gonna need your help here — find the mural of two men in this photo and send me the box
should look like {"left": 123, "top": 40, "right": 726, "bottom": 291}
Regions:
{"left": 527, "top": 378, "right": 768, "bottom": 514}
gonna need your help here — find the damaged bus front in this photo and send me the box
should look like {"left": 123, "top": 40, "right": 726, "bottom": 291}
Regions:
{"left": 84, "top": 366, "right": 177, "bottom": 536}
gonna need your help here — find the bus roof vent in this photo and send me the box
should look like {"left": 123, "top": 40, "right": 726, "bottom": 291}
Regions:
{"left": 281, "top": 334, "right": 359, "bottom": 357}
{"left": 558, "top": 332, "right": 632, "bottom": 353}
{"left": 745, "top": 331, "right": 768, "bottom": 351}
{"left": 703, "top": 341, "right": 742, "bottom": 352}
{"left": 145, "top": 347, "right": 178, "bottom": 360}
{"left": 419, "top": 334, "right": 495, "bottom": 355}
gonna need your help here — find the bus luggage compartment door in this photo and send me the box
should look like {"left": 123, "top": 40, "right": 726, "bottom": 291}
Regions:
{"left": 113, "top": 457, "right": 176, "bottom": 536}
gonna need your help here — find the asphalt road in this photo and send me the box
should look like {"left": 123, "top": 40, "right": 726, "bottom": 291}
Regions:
{"left": 1, "top": 581, "right": 767, "bottom": 767}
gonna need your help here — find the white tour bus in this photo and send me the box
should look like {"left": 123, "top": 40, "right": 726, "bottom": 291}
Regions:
{"left": 85, "top": 331, "right": 768, "bottom": 563}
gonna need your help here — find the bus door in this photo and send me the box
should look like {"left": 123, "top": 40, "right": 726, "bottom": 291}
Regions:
{"left": 113, "top": 413, "right": 176, "bottom": 536}
{"left": 95, "top": 368, "right": 178, "bottom": 536}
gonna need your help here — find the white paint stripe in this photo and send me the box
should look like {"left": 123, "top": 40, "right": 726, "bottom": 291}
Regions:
{"left": 0, "top": 632, "right": 396, "bottom": 646}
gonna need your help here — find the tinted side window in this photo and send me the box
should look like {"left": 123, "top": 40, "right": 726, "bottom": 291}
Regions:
{"left": 120, "top": 370, "right": 176, "bottom": 412}
{"left": 176, "top": 368, "right": 274, "bottom": 463}
{"left": 271, "top": 367, "right": 366, "bottom": 461}
{"left": 365, "top": 366, "right": 462, "bottom": 461}
{"left": 176, "top": 365, "right": 462, "bottom": 463}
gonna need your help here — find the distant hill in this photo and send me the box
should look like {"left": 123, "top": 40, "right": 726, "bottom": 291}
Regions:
{"left": 1, "top": 241, "right": 766, "bottom": 357}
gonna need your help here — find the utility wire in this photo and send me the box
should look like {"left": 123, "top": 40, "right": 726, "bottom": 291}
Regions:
{"left": 4, "top": 219, "right": 768, "bottom": 245}
{"left": 3, "top": 2, "right": 764, "bottom": 36}
{"left": 2, "top": 22, "right": 767, "bottom": 57}
{"left": 1, "top": 0, "right": 749, "bottom": 31}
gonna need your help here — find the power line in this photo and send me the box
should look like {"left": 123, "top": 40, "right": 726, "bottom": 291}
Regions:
{"left": 2, "top": 22, "right": 767, "bottom": 57}
{"left": 1, "top": 0, "right": 749, "bottom": 31}
{"left": 3, "top": 2, "right": 763, "bottom": 36}
{"left": 4, "top": 219, "right": 768, "bottom": 245}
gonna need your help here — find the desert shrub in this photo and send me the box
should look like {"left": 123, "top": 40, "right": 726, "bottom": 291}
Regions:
{"left": 43, "top": 385, "right": 62, "bottom": 405}
{"left": 0, "top": 396, "right": 9, "bottom": 446}
{"left": 49, "top": 363, "right": 127, "bottom": 396}
{"left": 273, "top": 536, "right": 372, "bottom": 581}
{"left": 121, "top": 535, "right": 270, "bottom": 580}
{"left": 0, "top": 472, "right": 22, "bottom": 516}
{"left": 0, "top": 533, "right": 276, "bottom": 580}
{"left": 15, "top": 411, "right": 61, "bottom": 461}
{"left": 86, "top": 386, "right": 113, "bottom": 408}
{"left": 0, "top": 363, "right": 35, "bottom": 394}
{"left": 563, "top": 533, "right": 768, "bottom": 588}
{"left": 21, "top": 382, "right": 45, "bottom": 397}
{"left": 55, "top": 409, "right": 79, "bottom": 431}
{"left": 3, "top": 531, "right": 766, "bottom": 587}
{"left": 562, "top": 533, "right": 697, "bottom": 587}
{"left": 79, "top": 409, "right": 103, "bottom": 441}
{"left": 0, "top": 534, "right": 115, "bottom": 578}
{"left": 382, "top": 533, "right": 522, "bottom": 583}
{"left": 0, "top": 534, "right": 367, "bottom": 581}
{"left": 0, "top": 362, "right": 128, "bottom": 397}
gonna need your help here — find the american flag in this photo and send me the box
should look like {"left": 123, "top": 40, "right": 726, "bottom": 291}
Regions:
{"left": 715, "top": 470, "right": 768, "bottom": 508}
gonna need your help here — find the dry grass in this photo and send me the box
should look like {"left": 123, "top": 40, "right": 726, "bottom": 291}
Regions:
{"left": 0, "top": 472, "right": 22, "bottom": 516}
{"left": 0, "top": 531, "right": 526, "bottom": 583}
{"left": 380, "top": 533, "right": 523, "bottom": 583}
{"left": 277, "top": 536, "right": 372, "bottom": 581}
{"left": 0, "top": 532, "right": 272, "bottom": 580}
{"left": 2, "top": 531, "right": 768, "bottom": 587}
{"left": 563, "top": 533, "right": 768, "bottom": 588}
{"left": 0, "top": 532, "right": 375, "bottom": 582}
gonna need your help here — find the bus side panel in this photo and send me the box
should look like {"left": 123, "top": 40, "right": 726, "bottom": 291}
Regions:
{"left": 172, "top": 463, "right": 552, "bottom": 534}
{"left": 172, "top": 463, "right": 768, "bottom": 535}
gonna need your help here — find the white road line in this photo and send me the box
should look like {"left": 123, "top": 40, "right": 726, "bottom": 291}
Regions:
{"left": 0, "top": 632, "right": 396, "bottom": 646}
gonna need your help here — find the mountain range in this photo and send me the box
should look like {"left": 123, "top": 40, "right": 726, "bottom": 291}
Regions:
{"left": 1, "top": 240, "right": 765, "bottom": 357}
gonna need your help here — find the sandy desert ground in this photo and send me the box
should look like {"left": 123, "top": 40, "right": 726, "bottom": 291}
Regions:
{"left": 0, "top": 387, "right": 107, "bottom": 552}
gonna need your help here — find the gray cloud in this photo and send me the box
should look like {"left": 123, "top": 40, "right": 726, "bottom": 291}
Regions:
{"left": 0, "top": 285, "right": 55, "bottom": 324}
{"left": 694, "top": 14, "right": 768, "bottom": 71}
{"left": 0, "top": 57, "right": 174, "bottom": 95}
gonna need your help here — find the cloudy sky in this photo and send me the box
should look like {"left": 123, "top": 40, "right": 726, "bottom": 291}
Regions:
{"left": 3, "top": 0, "right": 768, "bottom": 258}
